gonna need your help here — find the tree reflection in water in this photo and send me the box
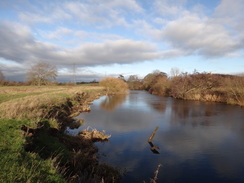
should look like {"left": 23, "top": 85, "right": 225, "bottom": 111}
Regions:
{"left": 100, "top": 95, "right": 127, "bottom": 111}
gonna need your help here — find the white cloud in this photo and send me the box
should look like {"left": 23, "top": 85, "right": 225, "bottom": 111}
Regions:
{"left": 153, "top": 0, "right": 188, "bottom": 18}
{"left": 0, "top": 22, "right": 160, "bottom": 66}
{"left": 18, "top": 1, "right": 72, "bottom": 25}
{"left": 19, "top": 12, "right": 51, "bottom": 24}
{"left": 43, "top": 27, "right": 74, "bottom": 39}
{"left": 215, "top": 0, "right": 244, "bottom": 21}
{"left": 63, "top": 1, "right": 133, "bottom": 28}
{"left": 65, "top": 39, "right": 160, "bottom": 65}
{"left": 161, "top": 14, "right": 240, "bottom": 57}
{"left": 40, "top": 27, "right": 124, "bottom": 43}
{"left": 17, "top": 0, "right": 141, "bottom": 28}
{"left": 214, "top": 0, "right": 244, "bottom": 45}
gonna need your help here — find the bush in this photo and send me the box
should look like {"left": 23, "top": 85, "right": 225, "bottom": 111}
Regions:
{"left": 149, "top": 75, "right": 170, "bottom": 96}
{"left": 99, "top": 77, "right": 128, "bottom": 94}
{"left": 142, "top": 71, "right": 169, "bottom": 96}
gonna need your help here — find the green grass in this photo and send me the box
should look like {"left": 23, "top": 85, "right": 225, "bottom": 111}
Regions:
{"left": 0, "top": 119, "right": 65, "bottom": 183}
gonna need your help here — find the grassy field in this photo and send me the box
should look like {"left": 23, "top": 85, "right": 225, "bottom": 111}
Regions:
{"left": 0, "top": 85, "right": 103, "bottom": 120}
{"left": 0, "top": 85, "right": 107, "bottom": 182}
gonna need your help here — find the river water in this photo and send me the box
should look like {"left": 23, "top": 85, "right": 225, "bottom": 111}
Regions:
{"left": 68, "top": 90, "right": 244, "bottom": 183}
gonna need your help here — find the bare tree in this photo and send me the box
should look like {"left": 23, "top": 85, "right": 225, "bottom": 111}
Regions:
{"left": 0, "top": 70, "right": 4, "bottom": 81}
{"left": 170, "top": 67, "right": 181, "bottom": 78}
{"left": 128, "top": 75, "right": 139, "bottom": 82}
{"left": 26, "top": 62, "right": 57, "bottom": 86}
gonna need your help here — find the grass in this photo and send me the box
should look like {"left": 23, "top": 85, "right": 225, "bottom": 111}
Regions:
{"left": 0, "top": 85, "right": 104, "bottom": 120}
{"left": 0, "top": 119, "right": 65, "bottom": 183}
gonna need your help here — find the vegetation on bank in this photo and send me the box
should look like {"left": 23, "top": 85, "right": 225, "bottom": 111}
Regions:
{"left": 170, "top": 72, "right": 244, "bottom": 106}
{"left": 0, "top": 85, "right": 121, "bottom": 182}
{"left": 99, "top": 77, "right": 128, "bottom": 94}
{"left": 128, "top": 70, "right": 244, "bottom": 106}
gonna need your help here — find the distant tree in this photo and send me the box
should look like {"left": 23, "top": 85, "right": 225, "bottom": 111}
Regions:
{"left": 0, "top": 70, "right": 4, "bottom": 81}
{"left": 127, "top": 75, "right": 139, "bottom": 82}
{"left": 170, "top": 67, "right": 181, "bottom": 78}
{"left": 26, "top": 62, "right": 57, "bottom": 86}
{"left": 127, "top": 75, "right": 142, "bottom": 90}
{"left": 118, "top": 74, "right": 125, "bottom": 81}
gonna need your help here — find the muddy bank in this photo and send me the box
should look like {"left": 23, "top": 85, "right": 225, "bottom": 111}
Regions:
{"left": 21, "top": 91, "right": 121, "bottom": 183}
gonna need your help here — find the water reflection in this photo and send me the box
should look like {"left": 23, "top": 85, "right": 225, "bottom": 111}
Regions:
{"left": 77, "top": 91, "right": 244, "bottom": 183}
{"left": 100, "top": 94, "right": 127, "bottom": 111}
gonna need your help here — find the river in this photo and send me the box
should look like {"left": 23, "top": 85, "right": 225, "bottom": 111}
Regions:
{"left": 67, "top": 90, "right": 244, "bottom": 183}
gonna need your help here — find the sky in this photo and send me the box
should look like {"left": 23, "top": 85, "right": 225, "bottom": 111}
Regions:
{"left": 0, "top": 0, "right": 243, "bottom": 82}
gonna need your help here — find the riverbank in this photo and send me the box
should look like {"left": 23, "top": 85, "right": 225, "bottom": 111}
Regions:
{"left": 137, "top": 72, "right": 244, "bottom": 106}
{"left": 0, "top": 85, "right": 121, "bottom": 182}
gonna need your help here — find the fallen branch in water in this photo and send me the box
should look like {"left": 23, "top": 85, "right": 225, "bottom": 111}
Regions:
{"left": 148, "top": 126, "right": 160, "bottom": 154}
{"left": 148, "top": 126, "right": 159, "bottom": 143}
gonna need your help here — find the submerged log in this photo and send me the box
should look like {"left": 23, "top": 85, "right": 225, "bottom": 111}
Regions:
{"left": 79, "top": 128, "right": 111, "bottom": 142}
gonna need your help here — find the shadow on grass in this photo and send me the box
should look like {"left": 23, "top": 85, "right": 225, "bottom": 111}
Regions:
{"left": 22, "top": 120, "right": 121, "bottom": 183}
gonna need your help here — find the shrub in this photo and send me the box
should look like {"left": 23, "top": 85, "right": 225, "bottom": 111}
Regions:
{"left": 142, "top": 71, "right": 169, "bottom": 96}
{"left": 149, "top": 75, "right": 170, "bottom": 96}
{"left": 99, "top": 77, "right": 128, "bottom": 94}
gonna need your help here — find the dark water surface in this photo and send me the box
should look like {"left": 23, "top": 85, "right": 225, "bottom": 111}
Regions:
{"left": 68, "top": 91, "right": 244, "bottom": 183}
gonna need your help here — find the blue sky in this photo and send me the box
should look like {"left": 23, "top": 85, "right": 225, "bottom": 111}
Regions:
{"left": 0, "top": 0, "right": 243, "bottom": 82}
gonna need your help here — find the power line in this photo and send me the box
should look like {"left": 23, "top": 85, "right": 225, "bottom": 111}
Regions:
{"left": 73, "top": 64, "right": 76, "bottom": 84}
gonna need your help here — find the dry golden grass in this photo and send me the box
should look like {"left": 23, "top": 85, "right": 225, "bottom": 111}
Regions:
{"left": 0, "top": 85, "right": 103, "bottom": 95}
{"left": 0, "top": 85, "right": 104, "bottom": 119}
